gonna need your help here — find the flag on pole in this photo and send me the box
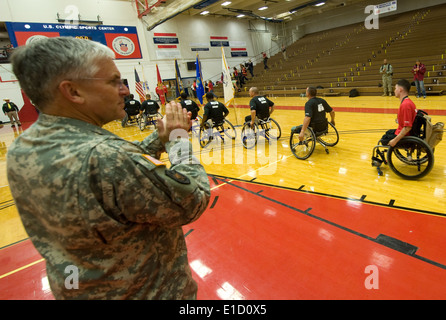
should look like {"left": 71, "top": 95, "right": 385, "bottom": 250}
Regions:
{"left": 134, "top": 68, "right": 145, "bottom": 102}
{"left": 140, "top": 64, "right": 149, "bottom": 96}
{"left": 221, "top": 47, "right": 235, "bottom": 108}
{"left": 156, "top": 64, "right": 162, "bottom": 85}
{"left": 195, "top": 54, "right": 205, "bottom": 104}
{"left": 174, "top": 59, "right": 184, "bottom": 98}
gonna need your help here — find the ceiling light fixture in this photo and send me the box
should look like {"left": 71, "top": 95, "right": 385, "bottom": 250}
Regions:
{"left": 258, "top": 6, "right": 268, "bottom": 11}
{"left": 290, "top": 0, "right": 329, "bottom": 12}
{"left": 221, "top": 1, "right": 231, "bottom": 6}
{"left": 236, "top": 14, "right": 245, "bottom": 18}
{"left": 200, "top": 10, "right": 209, "bottom": 15}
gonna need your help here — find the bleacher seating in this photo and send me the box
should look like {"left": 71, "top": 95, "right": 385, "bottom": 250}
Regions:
{"left": 214, "top": 3, "right": 446, "bottom": 98}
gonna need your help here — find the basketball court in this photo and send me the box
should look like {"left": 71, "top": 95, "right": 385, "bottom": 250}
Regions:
{"left": 1, "top": 94, "right": 446, "bottom": 299}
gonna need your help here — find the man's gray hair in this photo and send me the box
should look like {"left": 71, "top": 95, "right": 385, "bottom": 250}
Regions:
{"left": 11, "top": 37, "right": 115, "bottom": 109}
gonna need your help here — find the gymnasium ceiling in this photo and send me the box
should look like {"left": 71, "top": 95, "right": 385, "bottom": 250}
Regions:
{"left": 133, "top": 0, "right": 369, "bottom": 30}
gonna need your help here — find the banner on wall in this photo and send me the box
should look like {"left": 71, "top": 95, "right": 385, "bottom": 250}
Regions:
{"left": 374, "top": 0, "right": 397, "bottom": 15}
{"left": 210, "top": 36, "right": 229, "bottom": 47}
{"left": 5, "top": 22, "right": 142, "bottom": 59}
{"left": 153, "top": 32, "right": 179, "bottom": 44}
{"left": 230, "top": 48, "right": 248, "bottom": 57}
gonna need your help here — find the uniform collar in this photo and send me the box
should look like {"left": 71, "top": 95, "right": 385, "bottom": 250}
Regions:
{"left": 37, "top": 113, "right": 115, "bottom": 136}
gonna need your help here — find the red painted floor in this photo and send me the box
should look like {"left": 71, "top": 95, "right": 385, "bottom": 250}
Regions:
{"left": 1, "top": 176, "right": 446, "bottom": 299}
{"left": 187, "top": 176, "right": 446, "bottom": 300}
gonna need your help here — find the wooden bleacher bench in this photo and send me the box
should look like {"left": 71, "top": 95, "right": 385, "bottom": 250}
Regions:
{"left": 426, "top": 90, "right": 444, "bottom": 95}
{"left": 323, "top": 92, "right": 341, "bottom": 97}
{"left": 235, "top": 4, "right": 446, "bottom": 98}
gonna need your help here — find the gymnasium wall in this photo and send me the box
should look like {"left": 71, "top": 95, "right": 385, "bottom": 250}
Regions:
{"left": 0, "top": 0, "right": 444, "bottom": 123}
{"left": 286, "top": 0, "right": 446, "bottom": 37}
{"left": 0, "top": 0, "right": 276, "bottom": 122}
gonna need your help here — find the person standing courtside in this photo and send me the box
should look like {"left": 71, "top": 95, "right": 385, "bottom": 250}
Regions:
{"left": 262, "top": 52, "right": 269, "bottom": 70}
{"left": 380, "top": 59, "right": 393, "bottom": 96}
{"left": 7, "top": 37, "right": 210, "bottom": 300}
{"left": 156, "top": 82, "right": 168, "bottom": 107}
{"left": 245, "top": 59, "right": 254, "bottom": 78}
{"left": 412, "top": 59, "right": 426, "bottom": 99}
{"left": 2, "top": 98, "right": 21, "bottom": 127}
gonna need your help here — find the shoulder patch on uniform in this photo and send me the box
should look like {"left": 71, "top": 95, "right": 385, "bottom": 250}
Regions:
{"left": 165, "top": 169, "right": 190, "bottom": 184}
{"left": 142, "top": 154, "right": 165, "bottom": 166}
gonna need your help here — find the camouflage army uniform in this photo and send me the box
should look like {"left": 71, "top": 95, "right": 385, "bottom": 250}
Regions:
{"left": 7, "top": 113, "right": 210, "bottom": 299}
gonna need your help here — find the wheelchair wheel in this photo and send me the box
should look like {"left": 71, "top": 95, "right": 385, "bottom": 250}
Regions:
{"left": 241, "top": 122, "right": 258, "bottom": 149}
{"left": 138, "top": 114, "right": 147, "bottom": 131}
{"left": 387, "top": 136, "right": 434, "bottom": 179}
{"left": 290, "top": 127, "right": 316, "bottom": 160}
{"left": 264, "top": 118, "right": 282, "bottom": 140}
{"left": 316, "top": 122, "right": 339, "bottom": 147}
{"left": 190, "top": 115, "right": 202, "bottom": 136}
{"left": 199, "top": 123, "right": 213, "bottom": 148}
{"left": 121, "top": 114, "right": 128, "bottom": 128}
{"left": 222, "top": 119, "right": 236, "bottom": 140}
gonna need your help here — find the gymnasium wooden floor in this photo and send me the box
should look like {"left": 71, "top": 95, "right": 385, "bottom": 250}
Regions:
{"left": 1, "top": 94, "right": 446, "bottom": 300}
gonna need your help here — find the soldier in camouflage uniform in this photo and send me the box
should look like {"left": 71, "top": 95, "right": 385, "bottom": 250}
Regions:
{"left": 7, "top": 37, "right": 210, "bottom": 299}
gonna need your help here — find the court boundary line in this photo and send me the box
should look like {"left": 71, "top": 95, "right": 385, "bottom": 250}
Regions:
{"left": 210, "top": 175, "right": 446, "bottom": 271}
{"left": 233, "top": 104, "right": 446, "bottom": 115}
{"left": 209, "top": 173, "right": 446, "bottom": 219}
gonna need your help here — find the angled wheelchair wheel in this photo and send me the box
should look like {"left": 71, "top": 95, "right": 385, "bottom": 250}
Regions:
{"left": 190, "top": 115, "right": 202, "bottom": 136}
{"left": 241, "top": 122, "right": 258, "bottom": 149}
{"left": 121, "top": 114, "right": 128, "bottom": 128}
{"left": 138, "top": 114, "right": 147, "bottom": 131}
{"left": 317, "top": 122, "right": 339, "bottom": 147}
{"left": 199, "top": 123, "right": 213, "bottom": 148}
{"left": 387, "top": 136, "right": 434, "bottom": 179}
{"left": 264, "top": 118, "right": 282, "bottom": 140}
{"left": 151, "top": 116, "right": 159, "bottom": 129}
{"left": 290, "top": 127, "right": 316, "bottom": 160}
{"left": 222, "top": 119, "right": 237, "bottom": 140}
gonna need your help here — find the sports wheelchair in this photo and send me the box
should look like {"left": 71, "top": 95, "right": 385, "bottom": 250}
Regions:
{"left": 289, "top": 121, "right": 339, "bottom": 160}
{"left": 199, "top": 118, "right": 236, "bottom": 148}
{"left": 138, "top": 112, "right": 163, "bottom": 131}
{"left": 240, "top": 117, "right": 282, "bottom": 149}
{"left": 121, "top": 108, "right": 141, "bottom": 128}
{"left": 190, "top": 115, "right": 203, "bottom": 137}
{"left": 371, "top": 110, "right": 439, "bottom": 180}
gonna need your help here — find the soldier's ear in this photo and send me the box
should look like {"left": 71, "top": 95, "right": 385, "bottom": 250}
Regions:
{"left": 58, "top": 80, "right": 85, "bottom": 104}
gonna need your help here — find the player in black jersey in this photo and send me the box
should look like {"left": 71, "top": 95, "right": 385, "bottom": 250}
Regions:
{"left": 298, "top": 87, "right": 335, "bottom": 141}
{"left": 245, "top": 87, "right": 275, "bottom": 128}
{"left": 201, "top": 92, "right": 229, "bottom": 128}
{"left": 140, "top": 94, "right": 160, "bottom": 116}
{"left": 179, "top": 92, "right": 200, "bottom": 120}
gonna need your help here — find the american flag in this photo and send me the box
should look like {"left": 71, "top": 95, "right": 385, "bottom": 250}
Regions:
{"left": 134, "top": 68, "right": 146, "bottom": 102}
